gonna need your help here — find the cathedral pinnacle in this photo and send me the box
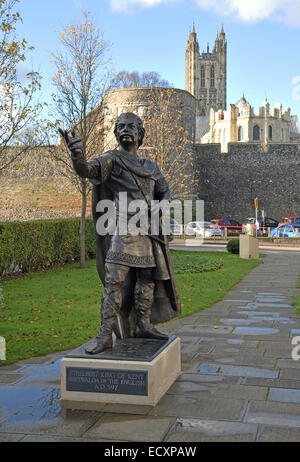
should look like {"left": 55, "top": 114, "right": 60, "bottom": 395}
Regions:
{"left": 220, "top": 24, "right": 225, "bottom": 40}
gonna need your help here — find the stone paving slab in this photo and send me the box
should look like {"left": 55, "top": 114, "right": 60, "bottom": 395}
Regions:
{"left": 176, "top": 372, "right": 240, "bottom": 385}
{"left": 167, "top": 382, "right": 268, "bottom": 401}
{"left": 164, "top": 431, "right": 255, "bottom": 442}
{"left": 279, "top": 369, "right": 300, "bottom": 380}
{"left": 258, "top": 426, "right": 300, "bottom": 442}
{"left": 83, "top": 414, "right": 175, "bottom": 442}
{"left": 176, "top": 325, "right": 234, "bottom": 336}
{"left": 194, "top": 362, "right": 279, "bottom": 378}
{"left": 244, "top": 377, "right": 300, "bottom": 389}
{"left": 261, "top": 345, "right": 296, "bottom": 358}
{"left": 20, "top": 434, "right": 126, "bottom": 442}
{"left": 164, "top": 418, "right": 258, "bottom": 442}
{"left": 0, "top": 374, "right": 25, "bottom": 384}
{"left": 198, "top": 338, "right": 260, "bottom": 349}
{"left": 268, "top": 387, "right": 300, "bottom": 404}
{"left": 0, "top": 407, "right": 103, "bottom": 437}
{"left": 212, "top": 346, "right": 265, "bottom": 357}
{"left": 194, "top": 355, "right": 277, "bottom": 368}
{"left": 246, "top": 400, "right": 300, "bottom": 427}
{"left": 148, "top": 394, "right": 246, "bottom": 420}
{"left": 0, "top": 433, "right": 25, "bottom": 442}
{"left": 277, "top": 358, "right": 300, "bottom": 369}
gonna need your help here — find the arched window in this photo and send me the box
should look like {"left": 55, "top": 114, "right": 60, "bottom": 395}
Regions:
{"left": 238, "top": 126, "right": 243, "bottom": 141}
{"left": 253, "top": 125, "right": 260, "bottom": 141}
{"left": 200, "top": 65, "right": 205, "bottom": 88}
{"left": 268, "top": 125, "right": 272, "bottom": 140}
{"left": 210, "top": 65, "right": 215, "bottom": 88}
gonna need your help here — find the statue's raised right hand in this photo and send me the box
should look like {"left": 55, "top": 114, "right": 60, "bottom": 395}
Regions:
{"left": 58, "top": 128, "right": 82, "bottom": 150}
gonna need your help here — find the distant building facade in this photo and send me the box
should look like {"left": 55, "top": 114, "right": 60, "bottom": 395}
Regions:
{"left": 201, "top": 96, "right": 292, "bottom": 152}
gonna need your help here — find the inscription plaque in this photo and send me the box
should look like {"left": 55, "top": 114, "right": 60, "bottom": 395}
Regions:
{"left": 66, "top": 367, "right": 148, "bottom": 396}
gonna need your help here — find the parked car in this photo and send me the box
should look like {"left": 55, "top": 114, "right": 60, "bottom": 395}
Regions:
{"left": 185, "top": 221, "right": 224, "bottom": 237}
{"left": 210, "top": 218, "right": 243, "bottom": 236}
{"left": 270, "top": 224, "right": 297, "bottom": 238}
{"left": 242, "top": 217, "right": 279, "bottom": 236}
{"left": 280, "top": 216, "right": 300, "bottom": 228}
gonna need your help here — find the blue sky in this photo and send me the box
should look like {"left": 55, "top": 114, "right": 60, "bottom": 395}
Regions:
{"left": 16, "top": 0, "right": 300, "bottom": 120}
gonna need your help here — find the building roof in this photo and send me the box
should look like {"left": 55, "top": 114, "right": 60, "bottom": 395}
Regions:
{"left": 235, "top": 95, "right": 248, "bottom": 107}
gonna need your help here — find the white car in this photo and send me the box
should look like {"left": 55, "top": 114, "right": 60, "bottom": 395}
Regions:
{"left": 185, "top": 221, "right": 224, "bottom": 237}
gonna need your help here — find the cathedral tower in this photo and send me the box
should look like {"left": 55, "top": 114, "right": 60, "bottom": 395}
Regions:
{"left": 185, "top": 24, "right": 227, "bottom": 116}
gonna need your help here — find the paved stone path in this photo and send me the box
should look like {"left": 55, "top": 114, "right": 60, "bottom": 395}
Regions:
{"left": 1, "top": 250, "right": 300, "bottom": 442}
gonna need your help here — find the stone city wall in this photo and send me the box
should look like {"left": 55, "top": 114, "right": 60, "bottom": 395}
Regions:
{"left": 195, "top": 142, "right": 300, "bottom": 222}
{"left": 3, "top": 146, "right": 60, "bottom": 179}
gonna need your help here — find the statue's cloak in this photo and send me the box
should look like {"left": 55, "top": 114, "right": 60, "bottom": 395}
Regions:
{"left": 91, "top": 168, "right": 181, "bottom": 339}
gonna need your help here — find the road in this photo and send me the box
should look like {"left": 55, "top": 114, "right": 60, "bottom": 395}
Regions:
{"left": 170, "top": 243, "right": 300, "bottom": 254}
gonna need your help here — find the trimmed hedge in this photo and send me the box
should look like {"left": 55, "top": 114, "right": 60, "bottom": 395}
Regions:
{"left": 227, "top": 239, "right": 240, "bottom": 255}
{"left": 0, "top": 217, "right": 96, "bottom": 276}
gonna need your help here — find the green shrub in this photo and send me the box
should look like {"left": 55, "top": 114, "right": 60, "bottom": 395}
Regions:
{"left": 227, "top": 239, "right": 240, "bottom": 254}
{"left": 0, "top": 217, "right": 96, "bottom": 277}
{"left": 172, "top": 253, "right": 223, "bottom": 274}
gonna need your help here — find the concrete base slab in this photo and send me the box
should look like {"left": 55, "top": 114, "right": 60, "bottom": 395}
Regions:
{"left": 61, "top": 335, "right": 181, "bottom": 408}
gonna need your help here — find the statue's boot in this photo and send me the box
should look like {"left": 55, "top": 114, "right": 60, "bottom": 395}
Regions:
{"left": 134, "top": 316, "right": 169, "bottom": 340}
{"left": 134, "top": 278, "right": 169, "bottom": 341}
{"left": 85, "top": 307, "right": 115, "bottom": 355}
{"left": 85, "top": 331, "right": 113, "bottom": 355}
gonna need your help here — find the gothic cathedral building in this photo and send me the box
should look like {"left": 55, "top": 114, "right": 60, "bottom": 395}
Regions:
{"left": 185, "top": 24, "right": 227, "bottom": 116}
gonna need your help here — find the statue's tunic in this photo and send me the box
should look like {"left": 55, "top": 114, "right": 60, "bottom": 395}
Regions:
{"left": 71, "top": 148, "right": 171, "bottom": 279}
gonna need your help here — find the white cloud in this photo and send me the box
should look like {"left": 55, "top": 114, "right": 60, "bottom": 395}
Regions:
{"left": 194, "top": 0, "right": 300, "bottom": 26}
{"left": 71, "top": 0, "right": 83, "bottom": 7}
{"left": 110, "top": 0, "right": 181, "bottom": 12}
{"left": 109, "top": 0, "right": 300, "bottom": 26}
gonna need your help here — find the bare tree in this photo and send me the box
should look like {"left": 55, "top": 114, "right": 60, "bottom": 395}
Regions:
{"left": 142, "top": 87, "right": 195, "bottom": 197}
{"left": 48, "top": 11, "right": 116, "bottom": 268}
{"left": 0, "top": 0, "right": 45, "bottom": 174}
{"left": 112, "top": 70, "right": 171, "bottom": 89}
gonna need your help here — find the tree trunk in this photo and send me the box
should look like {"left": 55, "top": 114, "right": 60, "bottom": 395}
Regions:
{"left": 79, "top": 180, "right": 87, "bottom": 269}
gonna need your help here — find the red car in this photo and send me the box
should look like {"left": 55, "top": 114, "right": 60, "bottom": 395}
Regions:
{"left": 210, "top": 219, "right": 243, "bottom": 236}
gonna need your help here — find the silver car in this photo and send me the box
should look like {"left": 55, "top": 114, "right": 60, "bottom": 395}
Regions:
{"left": 185, "top": 221, "right": 224, "bottom": 237}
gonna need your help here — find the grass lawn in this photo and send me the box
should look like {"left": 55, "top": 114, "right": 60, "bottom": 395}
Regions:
{"left": 0, "top": 250, "right": 262, "bottom": 366}
{"left": 292, "top": 280, "right": 300, "bottom": 316}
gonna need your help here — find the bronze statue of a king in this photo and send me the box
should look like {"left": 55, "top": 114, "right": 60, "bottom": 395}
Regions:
{"left": 59, "top": 112, "right": 181, "bottom": 355}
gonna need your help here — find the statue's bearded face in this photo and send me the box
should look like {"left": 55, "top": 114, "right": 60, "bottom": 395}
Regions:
{"left": 115, "top": 115, "right": 140, "bottom": 148}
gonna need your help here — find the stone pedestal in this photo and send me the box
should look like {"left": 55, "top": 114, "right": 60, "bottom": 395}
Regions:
{"left": 61, "top": 335, "right": 181, "bottom": 408}
{"left": 239, "top": 234, "right": 259, "bottom": 259}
